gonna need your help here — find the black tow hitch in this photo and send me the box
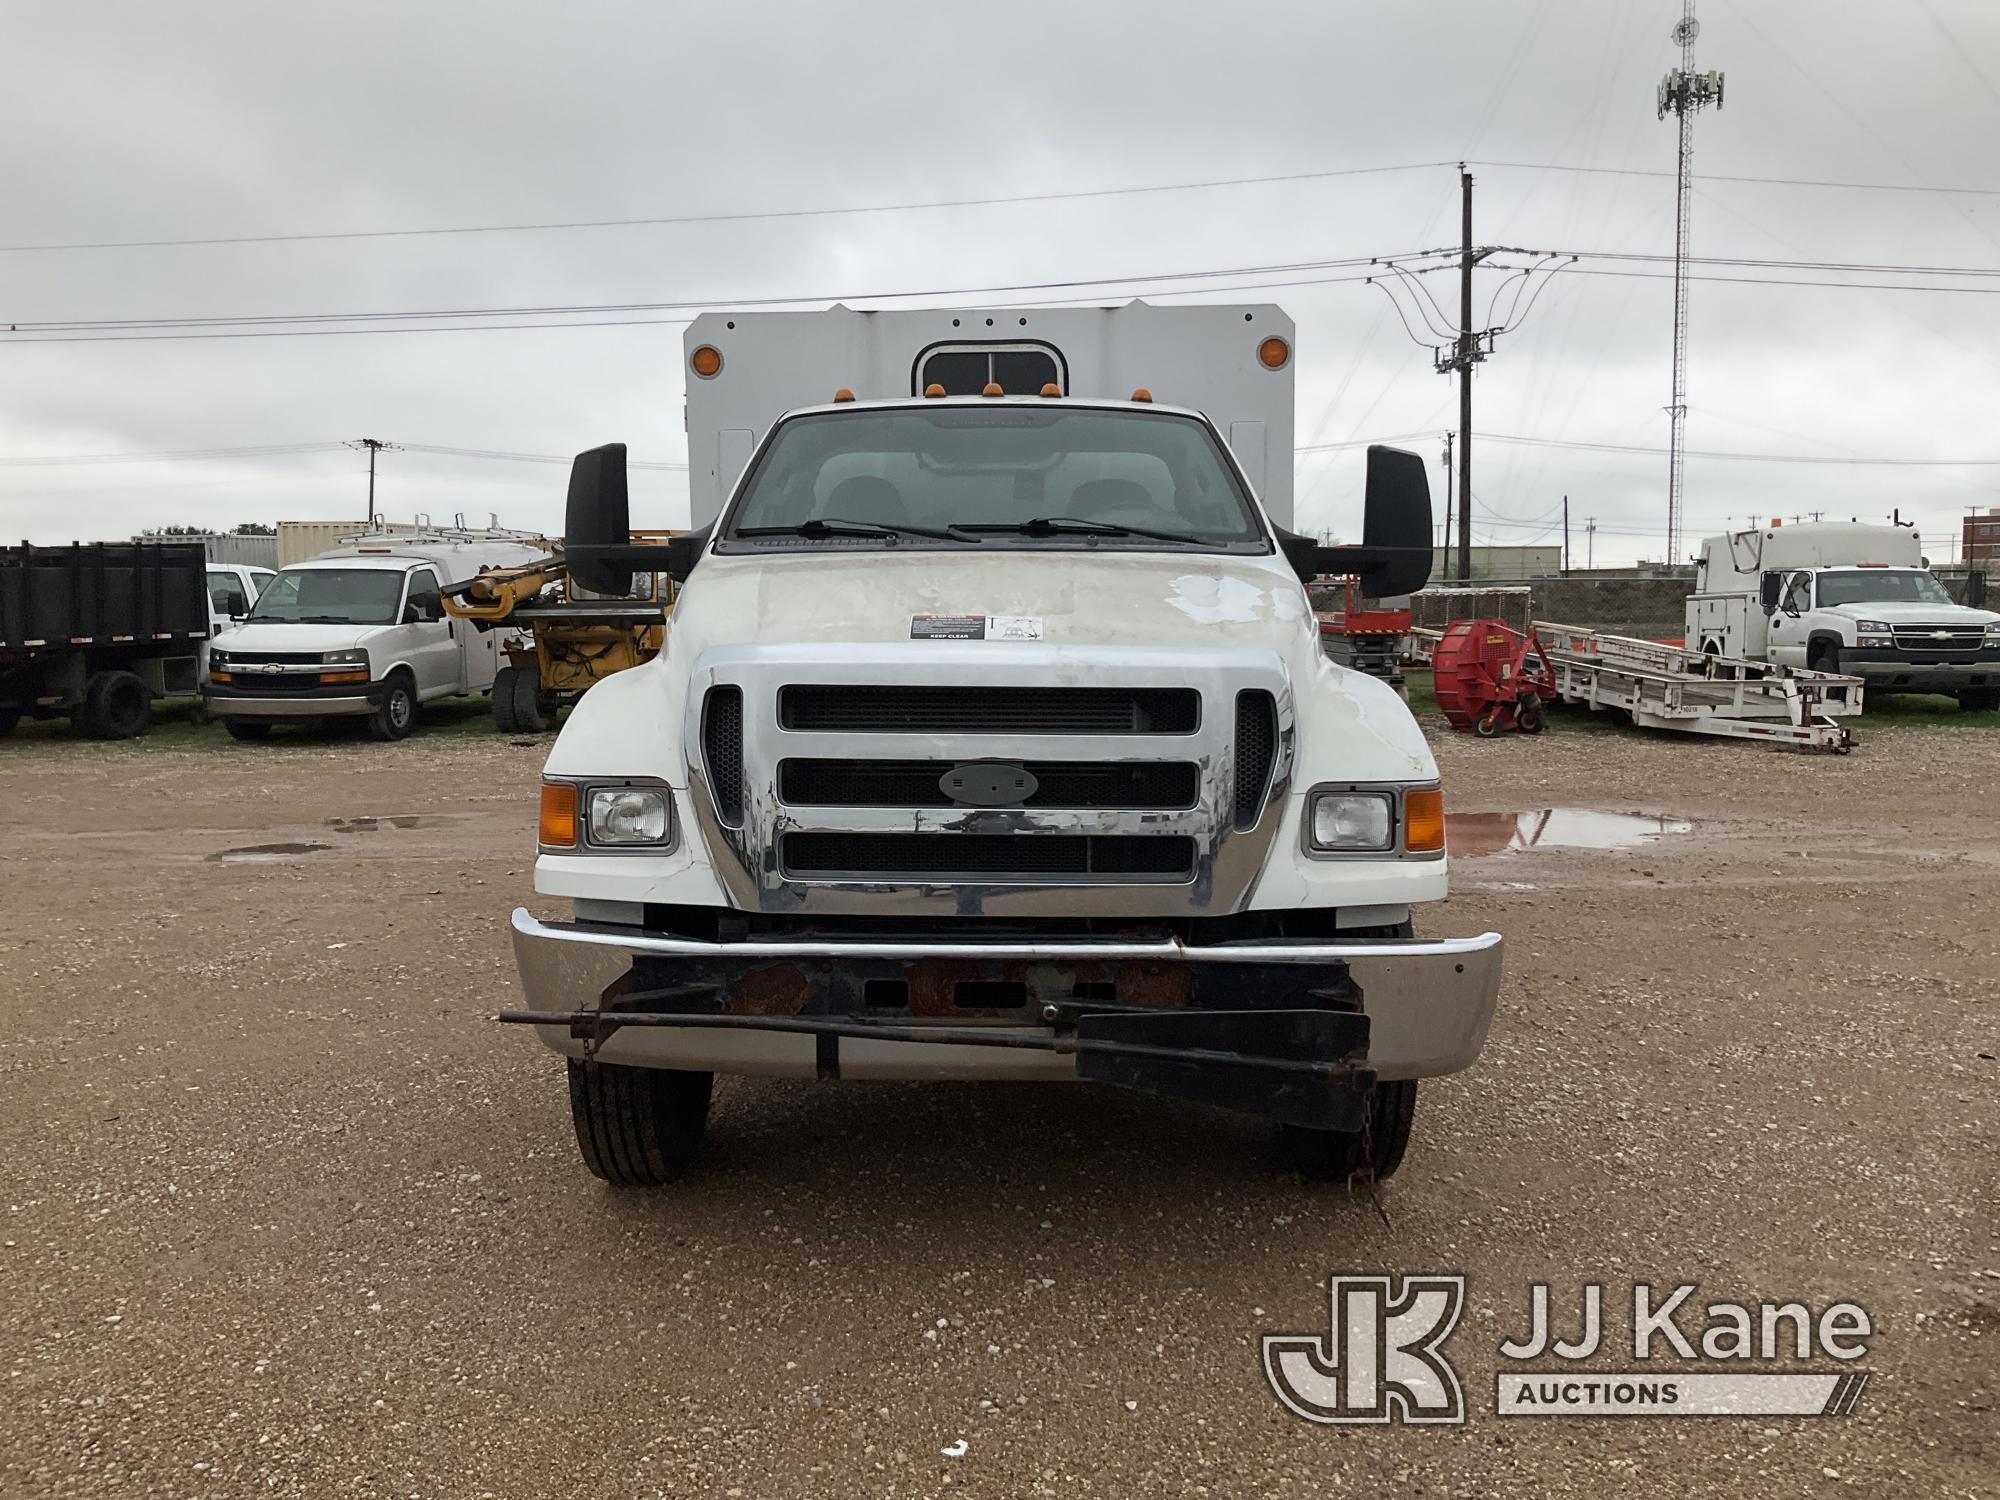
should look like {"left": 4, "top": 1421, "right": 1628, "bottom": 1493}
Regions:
{"left": 495, "top": 1004, "right": 1376, "bottom": 1131}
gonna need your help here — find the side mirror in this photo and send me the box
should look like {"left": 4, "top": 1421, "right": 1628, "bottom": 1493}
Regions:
{"left": 1276, "top": 445, "right": 1434, "bottom": 597}
{"left": 565, "top": 442, "right": 633, "bottom": 596}
{"left": 1759, "top": 575, "right": 1782, "bottom": 611}
{"left": 563, "top": 442, "right": 708, "bottom": 590}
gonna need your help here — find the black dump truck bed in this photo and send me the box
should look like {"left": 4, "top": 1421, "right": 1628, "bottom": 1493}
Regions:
{"left": 1, "top": 542, "right": 210, "bottom": 738}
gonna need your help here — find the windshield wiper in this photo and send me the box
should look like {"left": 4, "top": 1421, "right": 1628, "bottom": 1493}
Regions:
{"left": 948, "top": 516, "right": 1211, "bottom": 545}
{"left": 735, "top": 516, "right": 978, "bottom": 543}
{"left": 252, "top": 613, "right": 358, "bottom": 624}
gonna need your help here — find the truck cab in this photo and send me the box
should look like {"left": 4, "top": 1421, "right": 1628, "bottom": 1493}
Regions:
{"left": 1689, "top": 523, "right": 2000, "bottom": 709}
{"left": 204, "top": 535, "right": 543, "bottom": 740}
{"left": 501, "top": 305, "right": 1503, "bottom": 1189}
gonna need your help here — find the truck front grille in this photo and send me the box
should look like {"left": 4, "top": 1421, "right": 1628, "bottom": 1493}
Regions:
{"left": 702, "top": 686, "right": 745, "bottom": 826}
{"left": 1889, "top": 625, "right": 1986, "bottom": 653}
{"left": 777, "top": 684, "right": 1200, "bottom": 735}
{"left": 780, "top": 832, "right": 1196, "bottom": 882}
{"left": 776, "top": 759, "right": 1199, "bottom": 810}
{"left": 1233, "top": 690, "right": 1277, "bottom": 829}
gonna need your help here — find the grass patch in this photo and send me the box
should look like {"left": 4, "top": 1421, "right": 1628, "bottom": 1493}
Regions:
{"left": 1854, "top": 692, "right": 2000, "bottom": 731}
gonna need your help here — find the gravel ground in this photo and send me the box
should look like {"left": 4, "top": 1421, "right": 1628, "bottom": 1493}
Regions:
{"left": 0, "top": 719, "right": 1993, "bottom": 1498}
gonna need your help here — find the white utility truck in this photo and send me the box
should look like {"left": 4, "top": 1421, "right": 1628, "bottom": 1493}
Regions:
{"left": 204, "top": 531, "right": 542, "bottom": 740}
{"left": 499, "top": 304, "right": 1503, "bottom": 1187}
{"left": 1687, "top": 521, "right": 2000, "bottom": 710}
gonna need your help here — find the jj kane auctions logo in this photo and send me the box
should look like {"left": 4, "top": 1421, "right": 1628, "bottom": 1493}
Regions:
{"left": 1263, "top": 1277, "right": 1873, "bottom": 1424}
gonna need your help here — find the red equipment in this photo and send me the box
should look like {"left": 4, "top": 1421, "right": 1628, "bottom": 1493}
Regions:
{"left": 1431, "top": 618, "right": 1556, "bottom": 737}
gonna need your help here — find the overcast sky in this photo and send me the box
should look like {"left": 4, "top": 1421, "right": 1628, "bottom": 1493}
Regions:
{"left": 3, "top": 0, "right": 1997, "bottom": 565}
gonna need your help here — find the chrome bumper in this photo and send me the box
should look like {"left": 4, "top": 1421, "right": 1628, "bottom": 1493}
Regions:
{"left": 206, "top": 693, "right": 374, "bottom": 717}
{"left": 507, "top": 908, "right": 1503, "bottom": 1081}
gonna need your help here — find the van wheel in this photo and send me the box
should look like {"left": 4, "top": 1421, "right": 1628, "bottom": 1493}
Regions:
{"left": 506, "top": 664, "right": 558, "bottom": 732}
{"left": 224, "top": 719, "right": 272, "bottom": 742}
{"left": 0, "top": 709, "right": 19, "bottom": 737}
{"left": 367, "top": 672, "right": 417, "bottom": 741}
{"left": 1281, "top": 1080, "right": 1419, "bottom": 1183}
{"left": 1960, "top": 688, "right": 2000, "bottom": 712}
{"left": 79, "top": 671, "right": 151, "bottom": 739}
{"left": 567, "top": 1060, "right": 713, "bottom": 1186}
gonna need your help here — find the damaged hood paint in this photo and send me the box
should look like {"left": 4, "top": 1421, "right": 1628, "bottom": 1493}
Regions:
{"left": 667, "top": 549, "right": 1318, "bottom": 652}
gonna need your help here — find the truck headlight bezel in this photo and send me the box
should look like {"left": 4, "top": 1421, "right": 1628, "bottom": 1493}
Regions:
{"left": 1302, "top": 783, "right": 1446, "bottom": 861}
{"left": 321, "top": 648, "right": 369, "bottom": 667}
{"left": 540, "top": 777, "right": 678, "bottom": 854}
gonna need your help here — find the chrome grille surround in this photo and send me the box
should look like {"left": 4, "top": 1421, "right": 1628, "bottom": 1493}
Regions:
{"left": 682, "top": 642, "right": 1295, "bottom": 917}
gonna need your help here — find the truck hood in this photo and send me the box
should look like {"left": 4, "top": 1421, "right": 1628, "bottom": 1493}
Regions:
{"left": 1820, "top": 601, "right": 1998, "bottom": 626}
{"left": 668, "top": 548, "right": 1318, "bottom": 652}
{"left": 212, "top": 621, "right": 392, "bottom": 655}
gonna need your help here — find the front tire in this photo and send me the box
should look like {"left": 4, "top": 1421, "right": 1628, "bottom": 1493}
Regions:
{"left": 224, "top": 718, "right": 272, "bottom": 742}
{"left": 1809, "top": 643, "right": 1842, "bottom": 676}
{"left": 1281, "top": 1079, "right": 1419, "bottom": 1184}
{"left": 506, "top": 663, "right": 558, "bottom": 732}
{"left": 367, "top": 672, "right": 417, "bottom": 741}
{"left": 1958, "top": 687, "right": 1999, "bottom": 712}
{"left": 567, "top": 1060, "right": 713, "bottom": 1186}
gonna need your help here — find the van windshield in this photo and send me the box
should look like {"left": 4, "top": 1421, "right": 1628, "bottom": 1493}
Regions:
{"left": 246, "top": 568, "right": 406, "bottom": 625}
{"left": 1816, "top": 570, "right": 1954, "bottom": 608}
{"left": 719, "top": 406, "right": 1265, "bottom": 551}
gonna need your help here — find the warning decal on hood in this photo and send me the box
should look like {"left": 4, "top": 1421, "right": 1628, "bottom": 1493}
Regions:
{"left": 910, "top": 615, "right": 1045, "bottom": 641}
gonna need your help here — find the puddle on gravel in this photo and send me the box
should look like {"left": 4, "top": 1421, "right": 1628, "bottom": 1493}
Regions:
{"left": 1448, "top": 809, "right": 1695, "bottom": 858}
{"left": 207, "top": 841, "right": 334, "bottom": 862}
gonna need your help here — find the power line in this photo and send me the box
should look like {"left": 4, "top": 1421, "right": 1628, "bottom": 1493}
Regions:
{"left": 1487, "top": 261, "right": 2000, "bottom": 295}
{"left": 0, "top": 162, "right": 1461, "bottom": 255}
{"left": 1471, "top": 158, "right": 2000, "bottom": 197}
{"left": 2, "top": 438, "right": 687, "bottom": 470}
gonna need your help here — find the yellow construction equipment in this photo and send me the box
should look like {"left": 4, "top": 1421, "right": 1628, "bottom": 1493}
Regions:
{"left": 440, "top": 533, "right": 677, "bottom": 732}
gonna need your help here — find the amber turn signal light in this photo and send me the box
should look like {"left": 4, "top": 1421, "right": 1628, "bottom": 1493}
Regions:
{"left": 1257, "top": 335, "right": 1291, "bottom": 370}
{"left": 1403, "top": 788, "right": 1446, "bottom": 853}
{"left": 689, "top": 345, "right": 722, "bottom": 378}
{"left": 538, "top": 782, "right": 579, "bottom": 848}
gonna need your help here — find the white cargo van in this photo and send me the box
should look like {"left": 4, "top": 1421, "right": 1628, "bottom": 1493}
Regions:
{"left": 204, "top": 532, "right": 543, "bottom": 740}
{"left": 494, "top": 303, "right": 1504, "bottom": 1191}
{"left": 1687, "top": 522, "right": 2000, "bottom": 709}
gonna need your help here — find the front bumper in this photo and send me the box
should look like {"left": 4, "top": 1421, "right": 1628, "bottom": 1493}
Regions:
{"left": 1840, "top": 646, "right": 2000, "bottom": 690}
{"left": 204, "top": 680, "right": 386, "bottom": 717}
{"left": 503, "top": 908, "right": 1503, "bottom": 1096}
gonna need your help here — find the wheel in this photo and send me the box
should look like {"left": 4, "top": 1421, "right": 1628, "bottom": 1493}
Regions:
{"left": 1516, "top": 697, "right": 1546, "bottom": 734}
{"left": 80, "top": 670, "right": 151, "bottom": 739}
{"left": 1809, "top": 644, "right": 1842, "bottom": 676}
{"left": 1473, "top": 708, "right": 1502, "bottom": 738}
{"left": 508, "top": 664, "right": 558, "bottom": 732}
{"left": 1958, "top": 688, "right": 1999, "bottom": 712}
{"left": 0, "top": 708, "right": 18, "bottom": 737}
{"left": 366, "top": 672, "right": 417, "bottom": 741}
{"left": 1281, "top": 1080, "right": 1419, "bottom": 1184}
{"left": 492, "top": 666, "right": 524, "bottom": 732}
{"left": 224, "top": 718, "right": 272, "bottom": 742}
{"left": 567, "top": 1059, "right": 713, "bottom": 1186}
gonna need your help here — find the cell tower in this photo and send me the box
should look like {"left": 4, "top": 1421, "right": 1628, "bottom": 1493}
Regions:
{"left": 1656, "top": 2, "right": 1724, "bottom": 565}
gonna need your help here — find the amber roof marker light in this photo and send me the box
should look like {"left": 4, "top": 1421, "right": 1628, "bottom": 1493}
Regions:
{"left": 690, "top": 345, "right": 723, "bottom": 379}
{"left": 1257, "top": 335, "right": 1291, "bottom": 370}
{"left": 833, "top": 388, "right": 856, "bottom": 403}
{"left": 981, "top": 382, "right": 1004, "bottom": 397}
{"left": 1039, "top": 383, "right": 1063, "bottom": 398}
{"left": 1130, "top": 388, "right": 1153, "bottom": 403}
{"left": 923, "top": 383, "right": 947, "bottom": 398}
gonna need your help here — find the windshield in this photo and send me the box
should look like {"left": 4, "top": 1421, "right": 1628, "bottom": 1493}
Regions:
{"left": 1816, "top": 570, "right": 1955, "bottom": 608}
{"left": 720, "top": 406, "right": 1265, "bottom": 550}
{"left": 246, "top": 567, "right": 407, "bottom": 624}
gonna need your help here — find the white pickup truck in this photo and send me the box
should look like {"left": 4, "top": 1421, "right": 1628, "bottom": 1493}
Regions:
{"left": 499, "top": 304, "right": 1503, "bottom": 1188}
{"left": 1687, "top": 522, "right": 2000, "bottom": 710}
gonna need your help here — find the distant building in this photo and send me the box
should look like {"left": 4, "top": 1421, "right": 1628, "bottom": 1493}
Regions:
{"left": 1429, "top": 545, "right": 1563, "bottom": 582}
{"left": 1964, "top": 507, "right": 2000, "bottom": 563}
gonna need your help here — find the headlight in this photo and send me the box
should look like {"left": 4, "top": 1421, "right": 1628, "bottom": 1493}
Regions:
{"left": 1984, "top": 622, "right": 2000, "bottom": 641}
{"left": 211, "top": 650, "right": 231, "bottom": 666}
{"left": 1309, "top": 791, "right": 1395, "bottom": 852}
{"left": 321, "top": 649, "right": 368, "bottom": 666}
{"left": 1854, "top": 620, "right": 1891, "bottom": 635}
{"left": 586, "top": 786, "right": 674, "bottom": 847}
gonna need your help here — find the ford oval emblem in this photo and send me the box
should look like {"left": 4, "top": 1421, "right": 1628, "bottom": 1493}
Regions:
{"left": 941, "top": 763, "right": 1037, "bottom": 807}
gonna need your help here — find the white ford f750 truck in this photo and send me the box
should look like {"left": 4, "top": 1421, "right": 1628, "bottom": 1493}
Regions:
{"left": 500, "top": 304, "right": 1502, "bottom": 1187}
{"left": 1687, "top": 521, "right": 2000, "bottom": 710}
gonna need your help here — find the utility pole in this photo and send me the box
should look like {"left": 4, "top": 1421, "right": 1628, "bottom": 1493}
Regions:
{"left": 1433, "top": 167, "right": 1494, "bottom": 584}
{"left": 344, "top": 437, "right": 400, "bottom": 526}
{"left": 1440, "top": 431, "right": 1455, "bottom": 579}
{"left": 1657, "top": 2, "right": 1725, "bottom": 567}
{"left": 1563, "top": 494, "right": 1571, "bottom": 574}
{"left": 1585, "top": 516, "right": 1597, "bottom": 570}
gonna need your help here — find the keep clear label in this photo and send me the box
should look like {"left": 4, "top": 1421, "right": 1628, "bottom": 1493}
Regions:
{"left": 910, "top": 615, "right": 1044, "bottom": 641}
